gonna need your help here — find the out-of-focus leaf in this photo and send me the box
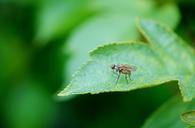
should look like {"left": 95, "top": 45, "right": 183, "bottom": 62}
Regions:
{"left": 138, "top": 19, "right": 195, "bottom": 101}
{"left": 0, "top": 0, "right": 41, "bottom": 5}
{"left": 181, "top": 110, "right": 195, "bottom": 126}
{"left": 91, "top": 0, "right": 155, "bottom": 14}
{"left": 65, "top": 1, "right": 180, "bottom": 81}
{"left": 58, "top": 19, "right": 195, "bottom": 102}
{"left": 0, "top": 32, "right": 29, "bottom": 81}
{"left": 147, "top": 3, "right": 180, "bottom": 28}
{"left": 5, "top": 81, "right": 55, "bottom": 128}
{"left": 35, "top": 0, "right": 90, "bottom": 44}
{"left": 142, "top": 96, "right": 195, "bottom": 128}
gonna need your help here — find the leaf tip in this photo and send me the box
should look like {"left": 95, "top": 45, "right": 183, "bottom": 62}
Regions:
{"left": 57, "top": 91, "right": 66, "bottom": 97}
{"left": 57, "top": 88, "right": 70, "bottom": 97}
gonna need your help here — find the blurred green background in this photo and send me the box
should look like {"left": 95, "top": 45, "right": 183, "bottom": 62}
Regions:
{"left": 0, "top": 0, "right": 195, "bottom": 128}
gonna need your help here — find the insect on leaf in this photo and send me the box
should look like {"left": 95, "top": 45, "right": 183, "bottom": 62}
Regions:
{"left": 58, "top": 19, "right": 195, "bottom": 102}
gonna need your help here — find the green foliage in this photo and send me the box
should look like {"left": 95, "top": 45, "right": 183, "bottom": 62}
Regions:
{"left": 35, "top": 0, "right": 90, "bottom": 43}
{"left": 142, "top": 96, "right": 195, "bottom": 128}
{"left": 139, "top": 20, "right": 195, "bottom": 101}
{"left": 1, "top": 0, "right": 195, "bottom": 128}
{"left": 181, "top": 110, "right": 195, "bottom": 126}
{"left": 66, "top": 1, "right": 180, "bottom": 80}
{"left": 36, "top": 0, "right": 180, "bottom": 44}
{"left": 58, "top": 19, "right": 195, "bottom": 102}
{"left": 6, "top": 82, "right": 54, "bottom": 128}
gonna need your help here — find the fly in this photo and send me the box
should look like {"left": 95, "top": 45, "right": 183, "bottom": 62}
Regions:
{"left": 111, "top": 64, "right": 136, "bottom": 84}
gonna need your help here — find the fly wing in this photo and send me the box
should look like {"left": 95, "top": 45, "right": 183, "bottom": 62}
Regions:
{"left": 119, "top": 64, "right": 130, "bottom": 68}
{"left": 118, "top": 64, "right": 136, "bottom": 72}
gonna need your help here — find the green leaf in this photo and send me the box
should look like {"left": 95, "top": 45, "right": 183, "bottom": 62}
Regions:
{"left": 35, "top": 0, "right": 90, "bottom": 43}
{"left": 181, "top": 110, "right": 195, "bottom": 126}
{"left": 66, "top": 2, "right": 180, "bottom": 80}
{"left": 66, "top": 14, "right": 139, "bottom": 81}
{"left": 59, "top": 42, "right": 175, "bottom": 96}
{"left": 58, "top": 19, "right": 195, "bottom": 102}
{"left": 142, "top": 96, "right": 195, "bottom": 128}
{"left": 138, "top": 19, "right": 195, "bottom": 101}
{"left": 147, "top": 3, "right": 180, "bottom": 29}
{"left": 138, "top": 19, "right": 195, "bottom": 74}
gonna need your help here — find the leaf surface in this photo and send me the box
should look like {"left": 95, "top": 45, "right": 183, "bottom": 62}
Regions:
{"left": 59, "top": 19, "right": 195, "bottom": 102}
{"left": 142, "top": 96, "right": 195, "bottom": 128}
{"left": 35, "top": 0, "right": 89, "bottom": 43}
{"left": 138, "top": 20, "right": 195, "bottom": 101}
{"left": 59, "top": 42, "right": 175, "bottom": 96}
{"left": 65, "top": 2, "right": 180, "bottom": 80}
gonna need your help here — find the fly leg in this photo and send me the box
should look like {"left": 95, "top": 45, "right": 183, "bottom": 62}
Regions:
{"left": 116, "top": 72, "right": 121, "bottom": 85}
{"left": 125, "top": 75, "right": 129, "bottom": 84}
{"left": 128, "top": 73, "right": 131, "bottom": 81}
